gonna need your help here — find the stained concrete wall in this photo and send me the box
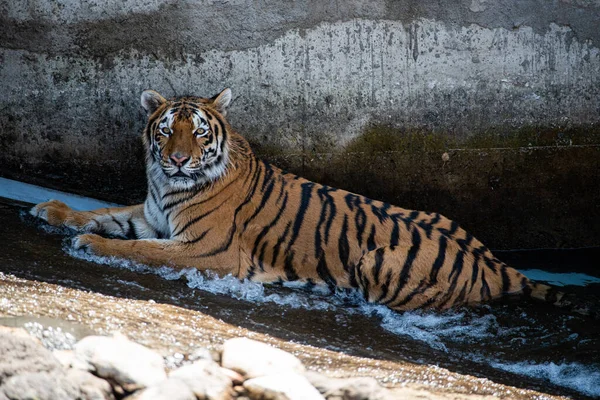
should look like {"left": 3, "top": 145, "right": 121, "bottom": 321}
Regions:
{"left": 1, "top": 0, "right": 599, "bottom": 249}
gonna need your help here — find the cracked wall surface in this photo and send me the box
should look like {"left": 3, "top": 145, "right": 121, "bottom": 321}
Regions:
{"left": 1, "top": 0, "right": 599, "bottom": 248}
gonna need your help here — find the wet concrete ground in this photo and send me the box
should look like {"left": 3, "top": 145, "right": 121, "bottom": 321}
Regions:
{"left": 1, "top": 198, "right": 599, "bottom": 399}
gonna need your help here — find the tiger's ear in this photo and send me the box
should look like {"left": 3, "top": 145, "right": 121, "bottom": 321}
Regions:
{"left": 141, "top": 90, "right": 167, "bottom": 115}
{"left": 209, "top": 88, "right": 232, "bottom": 116}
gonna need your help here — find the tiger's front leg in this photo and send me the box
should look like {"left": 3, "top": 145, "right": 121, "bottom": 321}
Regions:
{"left": 72, "top": 234, "right": 238, "bottom": 277}
{"left": 30, "top": 200, "right": 154, "bottom": 239}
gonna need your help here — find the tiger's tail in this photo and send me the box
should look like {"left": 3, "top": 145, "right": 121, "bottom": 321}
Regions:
{"left": 524, "top": 281, "right": 594, "bottom": 317}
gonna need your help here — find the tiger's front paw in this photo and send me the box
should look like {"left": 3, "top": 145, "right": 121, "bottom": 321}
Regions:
{"left": 72, "top": 233, "right": 107, "bottom": 256}
{"left": 30, "top": 200, "right": 72, "bottom": 227}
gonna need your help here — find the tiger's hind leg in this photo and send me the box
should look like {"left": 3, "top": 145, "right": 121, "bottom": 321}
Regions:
{"left": 353, "top": 237, "right": 528, "bottom": 311}
{"left": 31, "top": 200, "right": 155, "bottom": 239}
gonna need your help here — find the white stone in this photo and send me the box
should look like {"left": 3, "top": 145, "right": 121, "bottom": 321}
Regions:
{"left": 74, "top": 333, "right": 166, "bottom": 391}
{"left": 244, "top": 372, "right": 325, "bottom": 400}
{"left": 305, "top": 371, "right": 392, "bottom": 400}
{"left": 169, "top": 359, "right": 233, "bottom": 400}
{"left": 221, "top": 338, "right": 305, "bottom": 379}
{"left": 66, "top": 369, "right": 115, "bottom": 400}
{"left": 124, "top": 378, "right": 195, "bottom": 400}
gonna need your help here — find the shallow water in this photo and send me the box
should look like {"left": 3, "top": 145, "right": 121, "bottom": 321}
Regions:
{"left": 0, "top": 194, "right": 599, "bottom": 399}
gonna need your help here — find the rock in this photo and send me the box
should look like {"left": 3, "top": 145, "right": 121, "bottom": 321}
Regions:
{"left": 243, "top": 372, "right": 325, "bottom": 400}
{"left": 221, "top": 338, "right": 305, "bottom": 378}
{"left": 66, "top": 369, "right": 115, "bottom": 400}
{"left": 124, "top": 378, "right": 195, "bottom": 400}
{"left": 0, "top": 326, "right": 41, "bottom": 344}
{"left": 305, "top": 371, "right": 391, "bottom": 400}
{"left": 220, "top": 367, "right": 244, "bottom": 385}
{"left": 74, "top": 333, "right": 166, "bottom": 391}
{"left": 169, "top": 359, "right": 233, "bottom": 400}
{"left": 1, "top": 370, "right": 114, "bottom": 400}
{"left": 0, "top": 331, "right": 62, "bottom": 383}
{"left": 53, "top": 349, "right": 90, "bottom": 370}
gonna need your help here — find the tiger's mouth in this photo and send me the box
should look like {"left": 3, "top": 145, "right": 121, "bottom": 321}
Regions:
{"left": 170, "top": 170, "right": 190, "bottom": 178}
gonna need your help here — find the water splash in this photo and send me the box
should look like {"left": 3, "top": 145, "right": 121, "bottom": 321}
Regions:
{"left": 490, "top": 361, "right": 600, "bottom": 397}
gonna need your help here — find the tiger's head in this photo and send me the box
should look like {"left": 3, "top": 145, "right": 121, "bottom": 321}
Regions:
{"left": 140, "top": 89, "right": 232, "bottom": 189}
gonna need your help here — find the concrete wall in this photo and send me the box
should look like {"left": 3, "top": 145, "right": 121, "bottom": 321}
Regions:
{"left": 1, "top": 0, "right": 599, "bottom": 249}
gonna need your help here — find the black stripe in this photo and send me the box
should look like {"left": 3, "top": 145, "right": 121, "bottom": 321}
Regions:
{"left": 185, "top": 228, "right": 211, "bottom": 244}
{"left": 284, "top": 252, "right": 300, "bottom": 281}
{"left": 288, "top": 182, "right": 315, "bottom": 248}
{"left": 469, "top": 256, "right": 480, "bottom": 294}
{"left": 448, "top": 250, "right": 465, "bottom": 284}
{"left": 257, "top": 242, "right": 268, "bottom": 272}
{"left": 338, "top": 215, "right": 350, "bottom": 271}
{"left": 375, "top": 270, "right": 393, "bottom": 302}
{"left": 372, "top": 247, "right": 385, "bottom": 286}
{"left": 371, "top": 203, "right": 390, "bottom": 223}
{"left": 453, "top": 282, "right": 469, "bottom": 306}
{"left": 250, "top": 193, "right": 289, "bottom": 260}
{"left": 408, "top": 210, "right": 419, "bottom": 221}
{"left": 393, "top": 278, "right": 429, "bottom": 308}
{"left": 449, "top": 220, "right": 459, "bottom": 235}
{"left": 127, "top": 219, "right": 137, "bottom": 239}
{"left": 246, "top": 264, "right": 256, "bottom": 280}
{"left": 110, "top": 215, "right": 126, "bottom": 234}
{"left": 484, "top": 257, "right": 497, "bottom": 273}
{"left": 242, "top": 172, "right": 276, "bottom": 232}
{"left": 355, "top": 260, "right": 370, "bottom": 300}
{"left": 349, "top": 262, "right": 360, "bottom": 289}
{"left": 316, "top": 256, "right": 337, "bottom": 290}
{"left": 480, "top": 269, "right": 491, "bottom": 300}
{"left": 429, "top": 235, "right": 448, "bottom": 284}
{"left": 390, "top": 216, "right": 400, "bottom": 247}
{"left": 272, "top": 221, "right": 292, "bottom": 266}
{"left": 384, "top": 228, "right": 422, "bottom": 306}
{"left": 354, "top": 207, "right": 366, "bottom": 247}
{"left": 501, "top": 266, "right": 512, "bottom": 294}
{"left": 417, "top": 220, "right": 433, "bottom": 239}
{"left": 344, "top": 193, "right": 360, "bottom": 211}
{"left": 437, "top": 251, "right": 466, "bottom": 308}
{"left": 148, "top": 181, "right": 163, "bottom": 212}
{"left": 366, "top": 224, "right": 377, "bottom": 251}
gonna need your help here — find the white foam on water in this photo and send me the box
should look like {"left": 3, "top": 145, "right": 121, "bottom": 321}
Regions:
{"left": 519, "top": 268, "right": 600, "bottom": 287}
{"left": 490, "top": 361, "right": 600, "bottom": 397}
{"left": 355, "top": 303, "right": 502, "bottom": 351}
{"left": 65, "top": 246, "right": 338, "bottom": 311}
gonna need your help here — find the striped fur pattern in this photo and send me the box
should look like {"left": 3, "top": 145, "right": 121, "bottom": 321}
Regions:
{"left": 31, "top": 89, "right": 567, "bottom": 311}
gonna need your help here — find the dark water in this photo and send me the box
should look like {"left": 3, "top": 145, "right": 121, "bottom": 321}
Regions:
{"left": 1, "top": 198, "right": 599, "bottom": 399}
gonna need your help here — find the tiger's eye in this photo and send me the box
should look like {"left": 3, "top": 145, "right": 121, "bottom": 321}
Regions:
{"left": 195, "top": 128, "right": 208, "bottom": 137}
{"left": 161, "top": 127, "right": 171, "bottom": 136}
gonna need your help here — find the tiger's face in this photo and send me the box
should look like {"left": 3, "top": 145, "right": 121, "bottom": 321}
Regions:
{"left": 141, "top": 89, "right": 232, "bottom": 189}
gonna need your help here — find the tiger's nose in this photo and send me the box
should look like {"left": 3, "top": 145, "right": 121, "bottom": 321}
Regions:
{"left": 170, "top": 152, "right": 190, "bottom": 167}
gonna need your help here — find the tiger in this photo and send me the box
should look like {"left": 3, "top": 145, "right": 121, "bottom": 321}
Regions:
{"left": 30, "top": 88, "right": 577, "bottom": 312}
